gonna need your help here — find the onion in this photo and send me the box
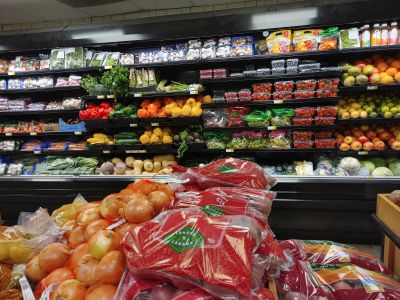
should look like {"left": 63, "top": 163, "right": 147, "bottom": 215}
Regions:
{"left": 25, "top": 255, "right": 46, "bottom": 283}
{"left": 76, "top": 254, "right": 99, "bottom": 286}
{"left": 94, "top": 250, "right": 125, "bottom": 285}
{"left": 148, "top": 191, "right": 171, "bottom": 213}
{"left": 85, "top": 284, "right": 117, "bottom": 300}
{"left": 88, "top": 230, "right": 119, "bottom": 259}
{"left": 38, "top": 243, "right": 71, "bottom": 274}
{"left": 77, "top": 205, "right": 101, "bottom": 227}
{"left": 100, "top": 194, "right": 124, "bottom": 219}
{"left": 68, "top": 225, "right": 86, "bottom": 248}
{"left": 84, "top": 219, "right": 112, "bottom": 241}
{"left": 123, "top": 197, "right": 154, "bottom": 223}
{"left": 34, "top": 268, "right": 73, "bottom": 299}
{"left": 115, "top": 223, "right": 136, "bottom": 244}
{"left": 150, "top": 283, "right": 177, "bottom": 300}
{"left": 52, "top": 279, "right": 87, "bottom": 300}
{"left": 67, "top": 243, "right": 89, "bottom": 270}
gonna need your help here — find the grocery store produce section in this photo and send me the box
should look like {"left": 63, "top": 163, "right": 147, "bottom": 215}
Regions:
{"left": 0, "top": 158, "right": 399, "bottom": 299}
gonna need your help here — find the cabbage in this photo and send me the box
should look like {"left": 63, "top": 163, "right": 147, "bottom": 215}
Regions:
{"left": 370, "top": 157, "right": 386, "bottom": 168}
{"left": 371, "top": 167, "right": 393, "bottom": 177}
{"left": 338, "top": 157, "right": 361, "bottom": 175}
{"left": 331, "top": 167, "right": 349, "bottom": 176}
{"left": 360, "top": 161, "right": 375, "bottom": 173}
{"left": 389, "top": 161, "right": 400, "bottom": 172}
{"left": 314, "top": 167, "right": 331, "bottom": 176}
{"left": 356, "top": 167, "right": 370, "bottom": 176}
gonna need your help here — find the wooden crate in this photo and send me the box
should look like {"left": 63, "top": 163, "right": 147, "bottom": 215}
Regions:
{"left": 376, "top": 194, "right": 400, "bottom": 274}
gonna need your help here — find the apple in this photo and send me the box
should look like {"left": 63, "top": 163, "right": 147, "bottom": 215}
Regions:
{"left": 393, "top": 130, "right": 400, "bottom": 136}
{"left": 373, "top": 67, "right": 380, "bottom": 73}
{"left": 339, "top": 143, "right": 350, "bottom": 151}
{"left": 363, "top": 141, "right": 375, "bottom": 151}
{"left": 396, "top": 135, "right": 400, "bottom": 142}
{"left": 336, "top": 137, "right": 344, "bottom": 144}
{"left": 372, "top": 137, "right": 381, "bottom": 144}
{"left": 391, "top": 141, "right": 400, "bottom": 150}
{"left": 350, "top": 141, "right": 363, "bottom": 151}
{"left": 360, "top": 124, "right": 369, "bottom": 132}
{"left": 374, "top": 140, "right": 386, "bottom": 150}
{"left": 378, "top": 132, "right": 392, "bottom": 141}
{"left": 376, "top": 127, "right": 386, "bottom": 134}
{"left": 366, "top": 130, "right": 377, "bottom": 140}
{"left": 357, "top": 63, "right": 366, "bottom": 69}
{"left": 369, "top": 73, "right": 381, "bottom": 84}
{"left": 358, "top": 136, "right": 369, "bottom": 144}
{"left": 388, "top": 137, "right": 396, "bottom": 146}
{"left": 353, "top": 130, "right": 363, "bottom": 138}
{"left": 344, "top": 136, "right": 354, "bottom": 144}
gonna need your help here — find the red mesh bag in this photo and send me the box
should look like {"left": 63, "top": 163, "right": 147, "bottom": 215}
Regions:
{"left": 122, "top": 208, "right": 268, "bottom": 300}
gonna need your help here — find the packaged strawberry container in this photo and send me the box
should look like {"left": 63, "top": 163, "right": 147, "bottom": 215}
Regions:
{"left": 293, "top": 140, "right": 314, "bottom": 149}
{"left": 213, "top": 68, "right": 227, "bottom": 78}
{"left": 273, "top": 91, "right": 292, "bottom": 100}
{"left": 271, "top": 59, "right": 285, "bottom": 68}
{"left": 318, "top": 78, "right": 340, "bottom": 89}
{"left": 292, "top": 131, "right": 313, "bottom": 140}
{"left": 296, "top": 79, "right": 316, "bottom": 90}
{"left": 224, "top": 91, "right": 238, "bottom": 102}
{"left": 294, "top": 90, "right": 315, "bottom": 99}
{"left": 238, "top": 89, "right": 251, "bottom": 98}
{"left": 200, "top": 69, "right": 213, "bottom": 79}
{"left": 252, "top": 92, "right": 271, "bottom": 101}
{"left": 292, "top": 117, "right": 313, "bottom": 126}
{"left": 316, "top": 88, "right": 338, "bottom": 98}
{"left": 315, "top": 138, "right": 336, "bottom": 148}
{"left": 316, "top": 106, "right": 338, "bottom": 117}
{"left": 314, "top": 116, "right": 336, "bottom": 125}
{"left": 313, "top": 131, "right": 333, "bottom": 139}
{"left": 252, "top": 82, "right": 272, "bottom": 93}
{"left": 295, "top": 107, "right": 315, "bottom": 117}
{"left": 274, "top": 80, "right": 294, "bottom": 92}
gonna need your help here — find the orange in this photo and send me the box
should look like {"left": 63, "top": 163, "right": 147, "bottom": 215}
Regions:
{"left": 395, "top": 72, "right": 400, "bottom": 82}
{"left": 379, "top": 72, "right": 388, "bottom": 79}
{"left": 377, "top": 62, "right": 388, "bottom": 72}
{"left": 386, "top": 67, "right": 397, "bottom": 77}
{"left": 390, "top": 59, "right": 400, "bottom": 69}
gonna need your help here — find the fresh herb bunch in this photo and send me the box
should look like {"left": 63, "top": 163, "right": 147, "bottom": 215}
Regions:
{"left": 101, "top": 66, "right": 129, "bottom": 98}
{"left": 81, "top": 75, "right": 99, "bottom": 93}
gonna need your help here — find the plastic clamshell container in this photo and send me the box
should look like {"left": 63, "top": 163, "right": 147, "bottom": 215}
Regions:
{"left": 294, "top": 90, "right": 315, "bottom": 99}
{"left": 316, "top": 88, "right": 338, "bottom": 98}
{"left": 295, "top": 107, "right": 315, "bottom": 117}
{"left": 313, "top": 131, "right": 333, "bottom": 139}
{"left": 318, "top": 78, "right": 340, "bottom": 89}
{"left": 293, "top": 140, "right": 314, "bottom": 149}
{"left": 316, "top": 106, "right": 338, "bottom": 117}
{"left": 315, "top": 138, "right": 336, "bottom": 148}
{"left": 292, "top": 131, "right": 313, "bottom": 140}
{"left": 252, "top": 82, "right": 272, "bottom": 93}
{"left": 252, "top": 92, "right": 272, "bottom": 101}
{"left": 296, "top": 79, "right": 316, "bottom": 90}
{"left": 275, "top": 81, "right": 295, "bottom": 92}
{"left": 314, "top": 116, "right": 336, "bottom": 125}
{"left": 292, "top": 117, "right": 313, "bottom": 126}
{"left": 273, "top": 91, "right": 293, "bottom": 100}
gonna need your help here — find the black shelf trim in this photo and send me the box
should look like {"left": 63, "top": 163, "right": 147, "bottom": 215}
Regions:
{"left": 0, "top": 109, "right": 80, "bottom": 117}
{"left": 0, "top": 131, "right": 88, "bottom": 138}
{"left": 340, "top": 84, "right": 400, "bottom": 93}
{"left": 0, "top": 86, "right": 83, "bottom": 95}
{"left": 337, "top": 117, "right": 400, "bottom": 125}
{"left": 205, "top": 124, "right": 338, "bottom": 131}
{"left": 337, "top": 150, "right": 400, "bottom": 156}
{"left": 0, "top": 66, "right": 102, "bottom": 78}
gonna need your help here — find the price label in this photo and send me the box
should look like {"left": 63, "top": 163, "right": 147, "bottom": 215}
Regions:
{"left": 104, "top": 65, "right": 113, "bottom": 69}
{"left": 5, "top": 133, "right": 12, "bottom": 136}
{"left": 129, "top": 123, "right": 138, "bottom": 127}
{"left": 273, "top": 100, "right": 283, "bottom": 104}
{"left": 107, "top": 218, "right": 126, "bottom": 230}
{"left": 226, "top": 149, "right": 235, "bottom": 153}
{"left": 267, "top": 126, "right": 277, "bottom": 130}
{"left": 97, "top": 95, "right": 105, "bottom": 99}
{"left": 74, "top": 131, "right": 82, "bottom": 135}
{"left": 19, "top": 275, "right": 35, "bottom": 300}
{"left": 103, "top": 150, "right": 110, "bottom": 154}
{"left": 34, "top": 150, "right": 41, "bottom": 155}
{"left": 262, "top": 31, "right": 269, "bottom": 37}
{"left": 150, "top": 123, "right": 159, "bottom": 127}
{"left": 126, "top": 150, "right": 147, "bottom": 154}
{"left": 367, "top": 85, "right": 378, "bottom": 90}
{"left": 106, "top": 95, "right": 115, "bottom": 99}
{"left": 190, "top": 90, "right": 198, "bottom": 95}
{"left": 7, "top": 71, "right": 15, "bottom": 75}
{"left": 30, "top": 132, "right": 37, "bottom": 136}
{"left": 357, "top": 151, "right": 369, "bottom": 155}
{"left": 134, "top": 93, "right": 142, "bottom": 97}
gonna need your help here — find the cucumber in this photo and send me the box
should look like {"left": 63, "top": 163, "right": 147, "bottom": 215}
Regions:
{"left": 115, "top": 139, "right": 139, "bottom": 145}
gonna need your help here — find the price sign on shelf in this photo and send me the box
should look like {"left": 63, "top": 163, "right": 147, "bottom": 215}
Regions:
{"left": 150, "top": 123, "right": 159, "bottom": 127}
{"left": 104, "top": 65, "right": 113, "bottom": 69}
{"left": 97, "top": 95, "right": 105, "bottom": 99}
{"left": 226, "top": 149, "right": 235, "bottom": 153}
{"left": 30, "top": 132, "right": 37, "bottom": 136}
{"left": 273, "top": 100, "right": 283, "bottom": 104}
{"left": 357, "top": 151, "right": 369, "bottom": 155}
{"left": 106, "top": 95, "right": 115, "bottom": 99}
{"left": 129, "top": 123, "right": 138, "bottom": 127}
{"left": 5, "top": 133, "right": 12, "bottom": 136}
{"left": 7, "top": 71, "right": 15, "bottom": 76}
{"left": 103, "top": 150, "right": 110, "bottom": 154}
{"left": 126, "top": 150, "right": 147, "bottom": 154}
{"left": 34, "top": 150, "right": 41, "bottom": 155}
{"left": 134, "top": 93, "right": 142, "bottom": 97}
{"left": 267, "top": 126, "right": 277, "bottom": 130}
{"left": 74, "top": 131, "right": 82, "bottom": 135}
{"left": 190, "top": 90, "right": 198, "bottom": 95}
{"left": 367, "top": 85, "right": 378, "bottom": 91}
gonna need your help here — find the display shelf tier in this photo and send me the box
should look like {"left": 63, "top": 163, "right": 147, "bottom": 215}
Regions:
{"left": 0, "top": 86, "right": 83, "bottom": 95}
{"left": 340, "top": 84, "right": 400, "bottom": 93}
{"left": 337, "top": 150, "right": 400, "bottom": 156}
{"left": 202, "top": 97, "right": 339, "bottom": 108}
{"left": 0, "top": 131, "right": 87, "bottom": 138}
{"left": 0, "top": 150, "right": 92, "bottom": 155}
{"left": 337, "top": 117, "right": 400, "bottom": 125}
{"left": 204, "top": 124, "right": 337, "bottom": 131}
{"left": 0, "top": 109, "right": 80, "bottom": 117}
{"left": 0, "top": 66, "right": 102, "bottom": 78}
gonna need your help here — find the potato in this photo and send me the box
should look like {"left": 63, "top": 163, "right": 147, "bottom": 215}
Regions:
{"left": 389, "top": 190, "right": 400, "bottom": 206}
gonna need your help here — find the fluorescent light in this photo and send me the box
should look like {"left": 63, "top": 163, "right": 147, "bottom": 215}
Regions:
{"left": 252, "top": 7, "right": 318, "bottom": 26}
{"left": 71, "top": 29, "right": 124, "bottom": 40}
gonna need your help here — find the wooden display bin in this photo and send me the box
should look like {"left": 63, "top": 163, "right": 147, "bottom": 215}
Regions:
{"left": 376, "top": 194, "right": 400, "bottom": 275}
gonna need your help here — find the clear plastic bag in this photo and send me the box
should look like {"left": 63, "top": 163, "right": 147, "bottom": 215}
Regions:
{"left": 202, "top": 108, "right": 229, "bottom": 128}
{"left": 122, "top": 208, "right": 268, "bottom": 300}
{"left": 268, "top": 131, "right": 291, "bottom": 149}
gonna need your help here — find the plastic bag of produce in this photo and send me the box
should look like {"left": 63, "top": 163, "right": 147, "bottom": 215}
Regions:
{"left": 279, "top": 239, "right": 392, "bottom": 275}
{"left": 202, "top": 108, "right": 229, "bottom": 128}
{"left": 184, "top": 158, "right": 276, "bottom": 190}
{"left": 173, "top": 186, "right": 276, "bottom": 226}
{"left": 203, "top": 131, "right": 230, "bottom": 150}
{"left": 122, "top": 208, "right": 268, "bottom": 300}
{"left": 244, "top": 110, "right": 272, "bottom": 127}
{"left": 51, "top": 194, "right": 88, "bottom": 227}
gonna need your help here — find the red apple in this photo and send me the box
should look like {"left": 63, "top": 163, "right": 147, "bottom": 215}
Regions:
{"left": 363, "top": 141, "right": 375, "bottom": 151}
{"left": 388, "top": 137, "right": 396, "bottom": 146}
{"left": 372, "top": 137, "right": 381, "bottom": 144}
{"left": 374, "top": 140, "right": 386, "bottom": 150}
{"left": 350, "top": 141, "right": 363, "bottom": 151}
{"left": 366, "top": 130, "right": 377, "bottom": 140}
{"left": 344, "top": 136, "right": 355, "bottom": 145}
{"left": 353, "top": 130, "right": 363, "bottom": 138}
{"left": 360, "top": 125, "right": 369, "bottom": 132}
{"left": 378, "top": 132, "right": 392, "bottom": 142}
{"left": 373, "top": 67, "right": 380, "bottom": 73}
{"left": 336, "top": 137, "right": 344, "bottom": 145}
{"left": 339, "top": 143, "right": 350, "bottom": 151}
{"left": 391, "top": 141, "right": 400, "bottom": 150}
{"left": 358, "top": 136, "right": 369, "bottom": 144}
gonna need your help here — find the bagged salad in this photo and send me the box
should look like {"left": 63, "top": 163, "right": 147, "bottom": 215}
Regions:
{"left": 244, "top": 110, "right": 272, "bottom": 127}
{"left": 203, "top": 131, "right": 230, "bottom": 149}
